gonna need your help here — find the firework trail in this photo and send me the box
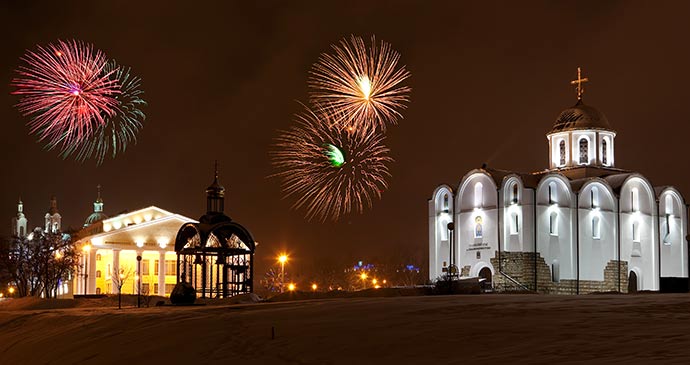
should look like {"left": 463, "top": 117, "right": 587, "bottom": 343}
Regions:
{"left": 11, "top": 39, "right": 120, "bottom": 151}
{"left": 309, "top": 35, "right": 411, "bottom": 131}
{"left": 272, "top": 104, "right": 393, "bottom": 222}
{"left": 62, "top": 59, "right": 147, "bottom": 164}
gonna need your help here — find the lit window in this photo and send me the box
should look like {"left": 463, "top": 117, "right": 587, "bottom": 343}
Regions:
{"left": 559, "top": 140, "right": 566, "bottom": 166}
{"left": 602, "top": 138, "right": 608, "bottom": 165}
{"left": 443, "top": 194, "right": 449, "bottom": 212}
{"left": 549, "top": 212, "right": 558, "bottom": 236}
{"left": 548, "top": 182, "right": 557, "bottom": 205}
{"left": 96, "top": 270, "right": 101, "bottom": 278}
{"left": 510, "top": 213, "right": 519, "bottom": 235}
{"left": 631, "top": 188, "right": 639, "bottom": 212}
{"left": 96, "top": 254, "right": 101, "bottom": 261}
{"left": 511, "top": 184, "right": 518, "bottom": 204}
{"left": 474, "top": 183, "right": 483, "bottom": 208}
{"left": 579, "top": 138, "right": 589, "bottom": 164}
{"left": 592, "top": 216, "right": 600, "bottom": 239}
{"left": 632, "top": 221, "right": 640, "bottom": 243}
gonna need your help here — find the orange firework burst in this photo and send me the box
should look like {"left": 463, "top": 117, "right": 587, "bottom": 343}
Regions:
{"left": 309, "top": 35, "right": 411, "bottom": 131}
{"left": 271, "top": 104, "right": 393, "bottom": 222}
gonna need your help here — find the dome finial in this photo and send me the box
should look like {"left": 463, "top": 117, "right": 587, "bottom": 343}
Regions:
{"left": 570, "top": 67, "right": 589, "bottom": 101}
{"left": 214, "top": 160, "right": 219, "bottom": 182}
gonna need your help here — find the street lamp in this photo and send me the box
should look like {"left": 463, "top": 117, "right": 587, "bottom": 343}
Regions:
{"left": 9, "top": 287, "right": 15, "bottom": 297}
{"left": 278, "top": 254, "right": 288, "bottom": 293}
{"left": 360, "top": 272, "right": 368, "bottom": 290}
{"left": 82, "top": 244, "right": 91, "bottom": 295}
{"left": 136, "top": 254, "right": 142, "bottom": 308}
{"left": 311, "top": 283, "right": 317, "bottom": 292}
{"left": 287, "top": 283, "right": 296, "bottom": 292}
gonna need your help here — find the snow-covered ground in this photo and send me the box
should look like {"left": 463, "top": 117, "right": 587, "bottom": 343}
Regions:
{"left": 1, "top": 293, "right": 689, "bottom": 363}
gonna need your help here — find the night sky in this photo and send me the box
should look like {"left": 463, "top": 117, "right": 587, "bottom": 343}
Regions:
{"left": 2, "top": 1, "right": 690, "bottom": 277}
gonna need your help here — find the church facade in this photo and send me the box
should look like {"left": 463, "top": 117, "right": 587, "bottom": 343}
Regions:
{"left": 428, "top": 71, "right": 688, "bottom": 293}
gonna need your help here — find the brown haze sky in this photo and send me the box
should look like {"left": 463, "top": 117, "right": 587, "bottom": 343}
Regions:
{"left": 2, "top": 1, "right": 690, "bottom": 276}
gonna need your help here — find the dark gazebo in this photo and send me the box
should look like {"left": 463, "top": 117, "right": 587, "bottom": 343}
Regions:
{"left": 174, "top": 165, "right": 256, "bottom": 298}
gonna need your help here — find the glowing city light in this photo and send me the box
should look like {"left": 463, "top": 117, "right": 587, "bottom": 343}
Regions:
{"left": 288, "top": 283, "right": 296, "bottom": 291}
{"left": 82, "top": 244, "right": 91, "bottom": 252}
{"left": 311, "top": 283, "right": 318, "bottom": 291}
{"left": 360, "top": 272, "right": 368, "bottom": 280}
{"left": 278, "top": 254, "right": 288, "bottom": 264}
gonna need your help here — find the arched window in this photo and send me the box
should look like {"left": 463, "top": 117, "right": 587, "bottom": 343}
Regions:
{"left": 475, "top": 216, "right": 483, "bottom": 238}
{"left": 96, "top": 287, "right": 101, "bottom": 294}
{"left": 602, "top": 138, "right": 608, "bottom": 165}
{"left": 474, "top": 183, "right": 483, "bottom": 208}
{"left": 549, "top": 212, "right": 558, "bottom": 236}
{"left": 591, "top": 187, "right": 599, "bottom": 209}
{"left": 579, "top": 138, "right": 588, "bottom": 164}
{"left": 548, "top": 182, "right": 557, "bottom": 204}
{"left": 665, "top": 195, "right": 673, "bottom": 215}
{"left": 96, "top": 254, "right": 102, "bottom": 261}
{"left": 510, "top": 212, "right": 519, "bottom": 235}
{"left": 443, "top": 194, "right": 449, "bottom": 212}
{"left": 559, "top": 140, "right": 566, "bottom": 166}
{"left": 19, "top": 226, "right": 25, "bottom": 237}
{"left": 631, "top": 188, "right": 639, "bottom": 212}
{"left": 511, "top": 184, "right": 518, "bottom": 204}
{"left": 632, "top": 221, "right": 640, "bottom": 242}
{"left": 592, "top": 216, "right": 601, "bottom": 239}
{"left": 551, "top": 260, "right": 560, "bottom": 282}
{"left": 96, "top": 270, "right": 102, "bottom": 278}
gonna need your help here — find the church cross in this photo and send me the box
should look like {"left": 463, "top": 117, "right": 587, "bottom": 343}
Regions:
{"left": 570, "top": 67, "right": 589, "bottom": 100}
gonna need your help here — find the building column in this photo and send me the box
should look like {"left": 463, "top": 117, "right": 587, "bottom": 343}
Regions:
{"left": 112, "top": 249, "right": 121, "bottom": 294}
{"left": 158, "top": 251, "right": 166, "bottom": 296}
{"left": 88, "top": 248, "right": 97, "bottom": 294}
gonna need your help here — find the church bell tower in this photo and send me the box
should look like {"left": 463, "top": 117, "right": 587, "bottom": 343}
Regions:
{"left": 12, "top": 198, "right": 28, "bottom": 237}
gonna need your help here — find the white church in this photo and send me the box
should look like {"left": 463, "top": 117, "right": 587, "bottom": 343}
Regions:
{"left": 428, "top": 69, "right": 688, "bottom": 293}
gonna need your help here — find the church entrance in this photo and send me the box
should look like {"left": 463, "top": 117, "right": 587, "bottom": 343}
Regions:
{"left": 479, "top": 267, "right": 492, "bottom": 292}
{"left": 628, "top": 271, "right": 638, "bottom": 293}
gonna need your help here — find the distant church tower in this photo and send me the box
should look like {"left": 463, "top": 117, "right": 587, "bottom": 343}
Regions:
{"left": 11, "top": 198, "right": 28, "bottom": 237}
{"left": 84, "top": 185, "right": 108, "bottom": 227}
{"left": 45, "top": 196, "right": 61, "bottom": 233}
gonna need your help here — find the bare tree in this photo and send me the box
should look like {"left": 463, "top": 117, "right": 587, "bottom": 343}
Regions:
{"left": 0, "top": 230, "right": 80, "bottom": 298}
{"left": 111, "top": 265, "right": 133, "bottom": 309}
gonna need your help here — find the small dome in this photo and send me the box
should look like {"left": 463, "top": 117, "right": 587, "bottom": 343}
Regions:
{"left": 549, "top": 100, "right": 612, "bottom": 134}
{"left": 84, "top": 212, "right": 108, "bottom": 227}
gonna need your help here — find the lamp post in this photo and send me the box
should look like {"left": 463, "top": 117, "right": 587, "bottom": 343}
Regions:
{"left": 136, "top": 254, "right": 142, "bottom": 308}
{"left": 82, "top": 244, "right": 91, "bottom": 295}
{"left": 278, "top": 254, "right": 288, "bottom": 293}
{"left": 360, "top": 272, "right": 368, "bottom": 290}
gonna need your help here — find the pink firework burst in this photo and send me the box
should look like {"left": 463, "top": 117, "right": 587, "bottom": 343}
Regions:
{"left": 11, "top": 39, "right": 120, "bottom": 150}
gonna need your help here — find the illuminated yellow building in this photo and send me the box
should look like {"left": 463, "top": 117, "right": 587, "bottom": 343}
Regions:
{"left": 75, "top": 206, "right": 196, "bottom": 297}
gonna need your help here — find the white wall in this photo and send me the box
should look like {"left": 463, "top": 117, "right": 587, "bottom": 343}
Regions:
{"left": 619, "top": 177, "right": 658, "bottom": 290}
{"left": 428, "top": 185, "right": 453, "bottom": 281}
{"left": 456, "top": 172, "right": 498, "bottom": 277}
{"left": 578, "top": 182, "right": 617, "bottom": 281}
{"left": 536, "top": 175, "right": 576, "bottom": 280}
{"left": 659, "top": 188, "right": 688, "bottom": 278}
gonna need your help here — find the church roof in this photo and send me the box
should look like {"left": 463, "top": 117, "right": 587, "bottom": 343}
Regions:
{"left": 549, "top": 100, "right": 613, "bottom": 134}
{"left": 84, "top": 212, "right": 108, "bottom": 227}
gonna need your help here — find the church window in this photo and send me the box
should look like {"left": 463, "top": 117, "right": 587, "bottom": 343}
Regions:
{"left": 476, "top": 251, "right": 481, "bottom": 259}
{"left": 511, "top": 184, "right": 518, "bottom": 204}
{"left": 474, "top": 216, "right": 483, "bottom": 238}
{"left": 664, "top": 214, "right": 671, "bottom": 245}
{"left": 52, "top": 222, "right": 59, "bottom": 233}
{"left": 549, "top": 212, "right": 558, "bottom": 236}
{"left": 602, "top": 139, "right": 608, "bottom": 165}
{"left": 559, "top": 140, "right": 566, "bottom": 166}
{"left": 474, "top": 183, "right": 483, "bottom": 208}
{"left": 592, "top": 216, "right": 601, "bottom": 239}
{"left": 443, "top": 194, "right": 449, "bottom": 212}
{"left": 96, "top": 270, "right": 101, "bottom": 278}
{"left": 96, "top": 288, "right": 101, "bottom": 294}
{"left": 96, "top": 254, "right": 101, "bottom": 261}
{"left": 579, "top": 138, "right": 588, "bottom": 164}
{"left": 19, "top": 226, "right": 25, "bottom": 237}
{"left": 632, "top": 221, "right": 640, "bottom": 242}
{"left": 510, "top": 213, "right": 519, "bottom": 235}
{"left": 142, "top": 260, "right": 150, "bottom": 275}
{"left": 631, "top": 188, "right": 639, "bottom": 212}
{"left": 551, "top": 260, "right": 560, "bottom": 282}
{"left": 591, "top": 187, "right": 599, "bottom": 209}
{"left": 548, "top": 182, "right": 557, "bottom": 204}
{"left": 665, "top": 195, "right": 673, "bottom": 215}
